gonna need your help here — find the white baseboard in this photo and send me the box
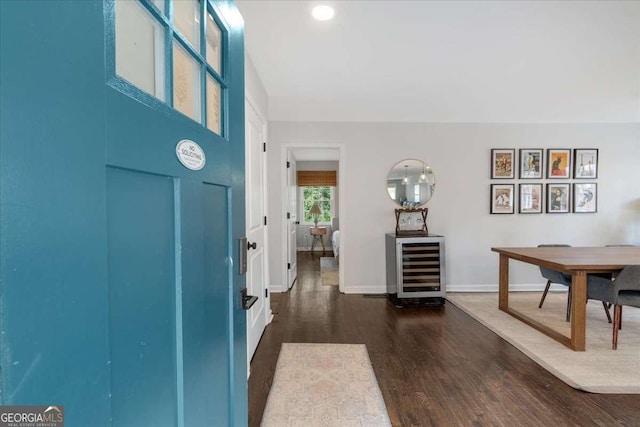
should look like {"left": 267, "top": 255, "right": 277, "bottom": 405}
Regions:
{"left": 340, "top": 285, "right": 565, "bottom": 294}
{"left": 341, "top": 285, "right": 387, "bottom": 294}
{"left": 269, "top": 284, "right": 288, "bottom": 293}
{"left": 297, "top": 247, "right": 334, "bottom": 254}
{"left": 447, "top": 284, "right": 568, "bottom": 293}
{"left": 270, "top": 283, "right": 567, "bottom": 294}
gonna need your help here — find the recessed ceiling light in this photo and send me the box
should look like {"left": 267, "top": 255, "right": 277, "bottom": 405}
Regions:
{"left": 312, "top": 5, "right": 335, "bottom": 21}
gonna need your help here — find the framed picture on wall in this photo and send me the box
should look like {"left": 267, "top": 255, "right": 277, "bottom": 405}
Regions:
{"left": 490, "top": 184, "right": 515, "bottom": 214}
{"left": 573, "top": 183, "right": 597, "bottom": 213}
{"left": 546, "top": 183, "right": 570, "bottom": 213}
{"left": 573, "top": 149, "right": 598, "bottom": 179}
{"left": 547, "top": 149, "right": 571, "bottom": 179}
{"left": 519, "top": 149, "right": 543, "bottom": 179}
{"left": 491, "top": 149, "right": 515, "bottom": 179}
{"left": 519, "top": 184, "right": 543, "bottom": 214}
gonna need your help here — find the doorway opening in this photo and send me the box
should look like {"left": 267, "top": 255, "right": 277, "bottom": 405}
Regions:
{"left": 283, "top": 145, "right": 345, "bottom": 292}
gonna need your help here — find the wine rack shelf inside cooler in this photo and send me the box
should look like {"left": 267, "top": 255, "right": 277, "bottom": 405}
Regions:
{"left": 386, "top": 233, "right": 446, "bottom": 300}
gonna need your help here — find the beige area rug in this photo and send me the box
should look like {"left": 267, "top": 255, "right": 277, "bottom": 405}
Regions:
{"left": 261, "top": 343, "right": 391, "bottom": 427}
{"left": 447, "top": 292, "right": 640, "bottom": 393}
{"left": 320, "top": 257, "right": 338, "bottom": 286}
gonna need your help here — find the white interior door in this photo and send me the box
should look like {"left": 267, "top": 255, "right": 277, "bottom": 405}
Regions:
{"left": 245, "top": 99, "right": 268, "bottom": 366}
{"left": 287, "top": 153, "right": 298, "bottom": 289}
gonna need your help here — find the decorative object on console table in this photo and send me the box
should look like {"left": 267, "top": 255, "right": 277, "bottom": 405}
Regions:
{"left": 491, "top": 149, "right": 515, "bottom": 179}
{"left": 395, "top": 208, "right": 428, "bottom": 236}
{"left": 385, "top": 233, "right": 446, "bottom": 306}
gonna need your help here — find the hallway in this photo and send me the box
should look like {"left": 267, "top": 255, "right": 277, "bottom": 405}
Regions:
{"left": 248, "top": 253, "right": 640, "bottom": 426}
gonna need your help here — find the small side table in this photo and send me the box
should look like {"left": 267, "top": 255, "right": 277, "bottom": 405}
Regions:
{"left": 310, "top": 227, "right": 327, "bottom": 253}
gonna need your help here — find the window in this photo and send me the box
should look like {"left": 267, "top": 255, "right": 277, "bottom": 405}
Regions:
{"left": 113, "top": 0, "right": 226, "bottom": 136}
{"left": 387, "top": 184, "right": 397, "bottom": 201}
{"left": 413, "top": 184, "right": 421, "bottom": 204}
{"left": 297, "top": 170, "right": 337, "bottom": 225}
{"left": 300, "top": 186, "right": 334, "bottom": 225}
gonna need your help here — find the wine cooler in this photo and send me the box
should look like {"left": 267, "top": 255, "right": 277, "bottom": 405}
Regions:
{"left": 385, "top": 233, "right": 446, "bottom": 304}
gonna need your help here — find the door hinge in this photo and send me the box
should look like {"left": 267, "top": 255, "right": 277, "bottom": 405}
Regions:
{"left": 265, "top": 288, "right": 269, "bottom": 298}
{"left": 263, "top": 142, "right": 267, "bottom": 152}
{"left": 264, "top": 216, "right": 267, "bottom": 226}
{"left": 287, "top": 263, "right": 291, "bottom": 270}
{"left": 286, "top": 161, "right": 290, "bottom": 168}
{"left": 286, "top": 212, "right": 291, "bottom": 219}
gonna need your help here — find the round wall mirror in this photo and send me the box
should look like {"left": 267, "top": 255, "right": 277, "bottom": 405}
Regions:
{"left": 386, "top": 159, "right": 436, "bottom": 207}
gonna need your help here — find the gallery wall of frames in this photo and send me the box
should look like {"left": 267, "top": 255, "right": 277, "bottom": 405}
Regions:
{"left": 490, "top": 148, "right": 598, "bottom": 214}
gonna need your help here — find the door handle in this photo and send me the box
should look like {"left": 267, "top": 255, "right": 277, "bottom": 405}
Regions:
{"left": 239, "top": 237, "right": 247, "bottom": 275}
{"left": 248, "top": 241, "right": 257, "bottom": 250}
{"left": 241, "top": 287, "right": 258, "bottom": 310}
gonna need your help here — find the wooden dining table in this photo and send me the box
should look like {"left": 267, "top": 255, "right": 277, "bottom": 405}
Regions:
{"left": 491, "top": 246, "right": 640, "bottom": 351}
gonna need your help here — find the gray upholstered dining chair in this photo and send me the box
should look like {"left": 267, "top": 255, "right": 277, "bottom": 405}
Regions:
{"left": 537, "top": 244, "right": 611, "bottom": 323}
{"left": 537, "top": 244, "right": 573, "bottom": 321}
{"left": 604, "top": 245, "right": 636, "bottom": 279}
{"left": 587, "top": 265, "right": 640, "bottom": 349}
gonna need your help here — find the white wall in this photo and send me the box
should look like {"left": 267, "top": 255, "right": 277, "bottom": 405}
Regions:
{"left": 267, "top": 122, "right": 640, "bottom": 293}
{"left": 297, "top": 160, "right": 339, "bottom": 171}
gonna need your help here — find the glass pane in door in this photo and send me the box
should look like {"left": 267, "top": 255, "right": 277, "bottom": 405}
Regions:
{"left": 206, "top": 12, "right": 222, "bottom": 75}
{"left": 173, "top": 42, "right": 202, "bottom": 122}
{"left": 206, "top": 75, "right": 221, "bottom": 134}
{"left": 174, "top": 0, "right": 200, "bottom": 51}
{"left": 115, "top": 0, "right": 165, "bottom": 100}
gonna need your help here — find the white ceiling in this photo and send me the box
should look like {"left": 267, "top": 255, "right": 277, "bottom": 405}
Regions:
{"left": 236, "top": 0, "right": 640, "bottom": 123}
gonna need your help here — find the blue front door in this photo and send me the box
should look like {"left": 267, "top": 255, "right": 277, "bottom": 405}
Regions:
{"left": 0, "top": 1, "right": 247, "bottom": 425}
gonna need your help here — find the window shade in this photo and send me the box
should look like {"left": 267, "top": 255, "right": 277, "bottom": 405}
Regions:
{"left": 297, "top": 171, "right": 337, "bottom": 186}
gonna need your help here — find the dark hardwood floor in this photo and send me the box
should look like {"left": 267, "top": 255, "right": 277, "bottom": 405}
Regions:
{"left": 248, "top": 252, "right": 640, "bottom": 426}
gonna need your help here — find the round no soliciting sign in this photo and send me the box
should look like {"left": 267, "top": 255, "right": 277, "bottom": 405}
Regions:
{"left": 176, "top": 139, "right": 206, "bottom": 170}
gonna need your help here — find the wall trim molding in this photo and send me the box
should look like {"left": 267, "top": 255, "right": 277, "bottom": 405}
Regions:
{"left": 296, "top": 248, "right": 334, "bottom": 254}
{"left": 270, "top": 284, "right": 289, "bottom": 293}
{"left": 447, "top": 283, "right": 567, "bottom": 293}
{"left": 342, "top": 285, "right": 390, "bottom": 295}
{"left": 271, "top": 283, "right": 567, "bottom": 294}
